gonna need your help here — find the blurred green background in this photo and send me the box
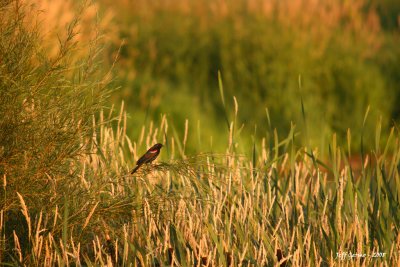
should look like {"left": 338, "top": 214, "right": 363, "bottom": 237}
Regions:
{"left": 93, "top": 0, "right": 400, "bottom": 153}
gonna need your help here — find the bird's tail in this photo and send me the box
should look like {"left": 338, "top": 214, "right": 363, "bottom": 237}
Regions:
{"left": 131, "top": 165, "right": 141, "bottom": 174}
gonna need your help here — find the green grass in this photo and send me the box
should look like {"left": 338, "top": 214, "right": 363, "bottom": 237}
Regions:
{"left": 3, "top": 104, "right": 400, "bottom": 265}
{"left": 1, "top": 1, "right": 400, "bottom": 266}
{"left": 102, "top": 0, "right": 400, "bottom": 152}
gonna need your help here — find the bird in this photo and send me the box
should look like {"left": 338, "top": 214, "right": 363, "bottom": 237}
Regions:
{"left": 131, "top": 143, "right": 163, "bottom": 174}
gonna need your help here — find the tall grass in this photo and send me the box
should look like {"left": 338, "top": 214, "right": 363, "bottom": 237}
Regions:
{"left": 3, "top": 101, "right": 400, "bottom": 265}
{"left": 99, "top": 0, "right": 398, "bottom": 151}
{"left": 1, "top": 0, "right": 400, "bottom": 266}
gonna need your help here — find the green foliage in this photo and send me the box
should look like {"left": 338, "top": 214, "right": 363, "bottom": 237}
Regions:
{"left": 0, "top": 1, "right": 114, "bottom": 263}
{"left": 0, "top": 0, "right": 110, "bottom": 207}
{"left": 1, "top": 0, "right": 400, "bottom": 266}
{"left": 103, "top": 0, "right": 398, "bottom": 151}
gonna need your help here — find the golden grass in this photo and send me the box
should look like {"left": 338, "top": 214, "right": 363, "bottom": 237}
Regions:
{"left": 20, "top": 0, "right": 116, "bottom": 58}
{"left": 1, "top": 1, "right": 399, "bottom": 265}
{"left": 2, "top": 103, "right": 399, "bottom": 265}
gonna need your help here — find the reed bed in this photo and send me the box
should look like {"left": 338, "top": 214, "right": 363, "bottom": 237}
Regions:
{"left": 2, "top": 102, "right": 400, "bottom": 265}
{"left": 1, "top": 1, "right": 399, "bottom": 266}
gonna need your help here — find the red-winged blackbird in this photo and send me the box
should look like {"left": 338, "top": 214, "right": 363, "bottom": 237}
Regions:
{"left": 131, "top": 143, "right": 163, "bottom": 174}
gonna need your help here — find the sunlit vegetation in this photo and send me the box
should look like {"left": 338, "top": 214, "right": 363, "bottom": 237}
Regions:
{"left": 99, "top": 0, "right": 400, "bottom": 151}
{"left": 1, "top": 0, "right": 400, "bottom": 266}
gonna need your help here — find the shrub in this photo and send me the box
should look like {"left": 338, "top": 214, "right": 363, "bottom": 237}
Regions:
{"left": 0, "top": 0, "right": 113, "bottom": 262}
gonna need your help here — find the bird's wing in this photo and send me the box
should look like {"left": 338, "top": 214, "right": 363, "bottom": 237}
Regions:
{"left": 136, "top": 154, "right": 147, "bottom": 165}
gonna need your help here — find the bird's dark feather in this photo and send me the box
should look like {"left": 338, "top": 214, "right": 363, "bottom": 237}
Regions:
{"left": 131, "top": 143, "right": 163, "bottom": 174}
